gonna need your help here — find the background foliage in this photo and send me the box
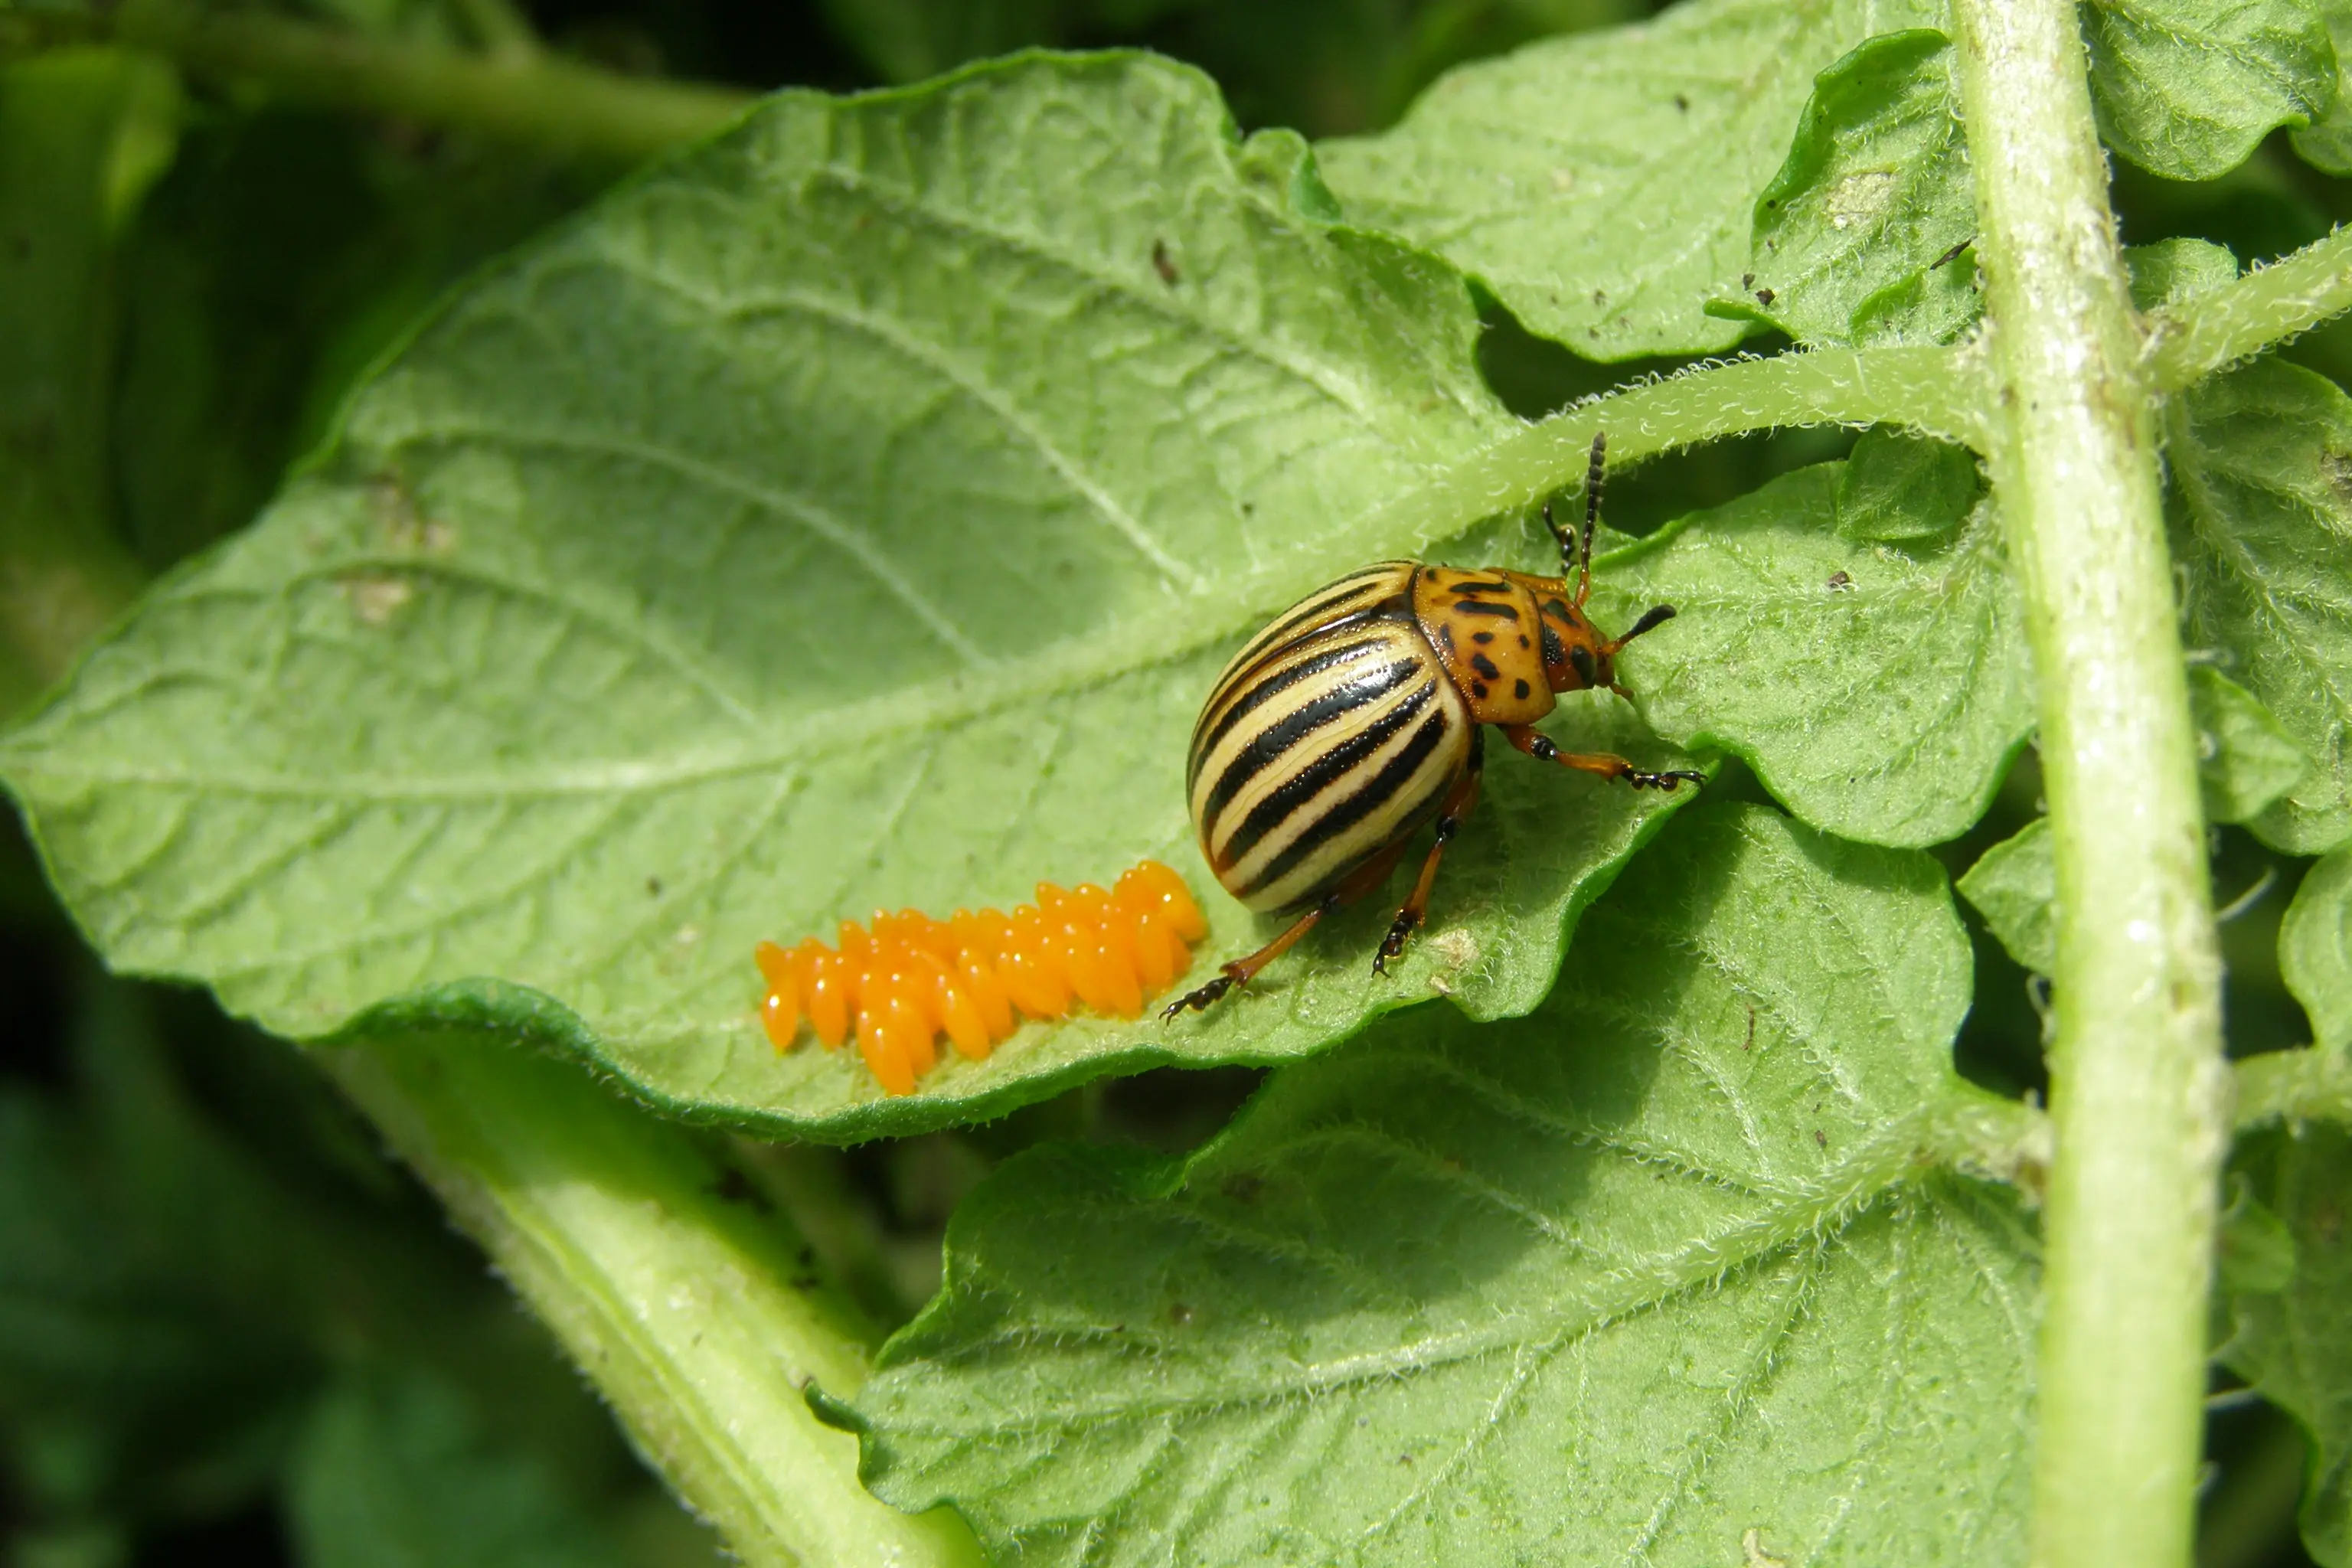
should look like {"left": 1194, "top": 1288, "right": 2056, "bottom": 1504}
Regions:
{"left": 2, "top": 1, "right": 2350, "bottom": 1565}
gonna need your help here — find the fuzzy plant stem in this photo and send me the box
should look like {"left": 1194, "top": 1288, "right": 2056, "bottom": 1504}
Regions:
{"left": 1949, "top": 4, "right": 2229, "bottom": 1567}
{"left": 324, "top": 1031, "right": 984, "bottom": 1568}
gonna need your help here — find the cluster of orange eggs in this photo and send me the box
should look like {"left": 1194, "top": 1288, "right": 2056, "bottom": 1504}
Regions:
{"left": 753, "top": 861, "right": 1208, "bottom": 1095}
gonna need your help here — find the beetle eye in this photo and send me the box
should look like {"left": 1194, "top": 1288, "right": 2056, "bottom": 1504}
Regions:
{"left": 1568, "top": 645, "right": 1599, "bottom": 686}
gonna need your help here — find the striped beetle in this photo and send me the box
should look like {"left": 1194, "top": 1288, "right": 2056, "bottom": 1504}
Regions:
{"left": 1165, "top": 434, "right": 1700, "bottom": 1017}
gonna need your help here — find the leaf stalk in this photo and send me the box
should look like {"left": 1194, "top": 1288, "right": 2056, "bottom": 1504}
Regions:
{"left": 83, "top": 0, "right": 751, "bottom": 162}
{"left": 322, "top": 1033, "right": 984, "bottom": 1568}
{"left": 1949, "top": 3, "right": 2229, "bottom": 1566}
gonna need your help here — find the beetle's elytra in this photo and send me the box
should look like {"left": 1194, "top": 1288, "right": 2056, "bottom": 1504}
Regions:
{"left": 1165, "top": 433, "right": 1700, "bottom": 1017}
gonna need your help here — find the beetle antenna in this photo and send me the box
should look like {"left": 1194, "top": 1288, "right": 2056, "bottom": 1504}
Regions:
{"left": 1543, "top": 499, "right": 1572, "bottom": 575}
{"left": 1578, "top": 432, "right": 1606, "bottom": 607}
{"left": 1605, "top": 603, "right": 1677, "bottom": 653}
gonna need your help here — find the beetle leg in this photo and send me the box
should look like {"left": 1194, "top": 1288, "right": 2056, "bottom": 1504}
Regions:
{"left": 1161, "top": 832, "right": 1420, "bottom": 1018}
{"left": 1374, "top": 752, "right": 1484, "bottom": 975}
{"left": 1501, "top": 723, "right": 1704, "bottom": 792}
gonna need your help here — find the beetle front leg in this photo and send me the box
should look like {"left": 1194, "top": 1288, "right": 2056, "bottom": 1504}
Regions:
{"left": 1161, "top": 834, "right": 1418, "bottom": 1018}
{"left": 1500, "top": 724, "right": 1704, "bottom": 792}
{"left": 1375, "top": 749, "right": 1484, "bottom": 975}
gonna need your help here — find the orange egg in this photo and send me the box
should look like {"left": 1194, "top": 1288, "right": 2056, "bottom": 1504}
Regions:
{"left": 802, "top": 942, "right": 852, "bottom": 1048}
{"left": 754, "top": 941, "right": 801, "bottom": 1051}
{"left": 856, "top": 982, "right": 917, "bottom": 1096}
{"left": 756, "top": 861, "right": 1205, "bottom": 1093}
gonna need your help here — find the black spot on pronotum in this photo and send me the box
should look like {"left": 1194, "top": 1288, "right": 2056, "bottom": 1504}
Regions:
{"left": 1471, "top": 681, "right": 1489, "bottom": 700}
{"left": 1514, "top": 679, "right": 1531, "bottom": 699}
{"left": 1152, "top": 239, "right": 1178, "bottom": 285}
{"left": 1470, "top": 652, "right": 1501, "bottom": 680}
{"left": 1452, "top": 601, "right": 1519, "bottom": 619}
{"left": 1472, "top": 630, "right": 1495, "bottom": 645}
{"left": 1539, "top": 622, "right": 1566, "bottom": 665}
{"left": 1569, "top": 645, "right": 1598, "bottom": 686}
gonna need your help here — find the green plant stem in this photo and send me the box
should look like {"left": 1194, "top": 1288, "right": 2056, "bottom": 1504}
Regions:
{"left": 1950, "top": 5, "right": 2228, "bottom": 1568}
{"left": 2235, "top": 1047, "right": 2352, "bottom": 1128}
{"left": 2150, "top": 223, "right": 2352, "bottom": 391}
{"left": 1372, "top": 341, "right": 1989, "bottom": 546}
{"left": 100, "top": 0, "right": 750, "bottom": 162}
{"left": 322, "top": 1031, "right": 983, "bottom": 1568}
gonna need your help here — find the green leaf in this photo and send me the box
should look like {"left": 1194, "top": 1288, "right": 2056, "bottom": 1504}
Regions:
{"left": 2283, "top": 849, "right": 2352, "bottom": 1047}
{"left": 0, "top": 978, "right": 322, "bottom": 1526}
{"left": 0, "top": 54, "right": 1710, "bottom": 1142}
{"left": 2222, "top": 1122, "right": 2352, "bottom": 1568}
{"left": 2125, "top": 236, "right": 2239, "bottom": 313}
{"left": 1956, "top": 817, "right": 2053, "bottom": 976}
{"left": 2194, "top": 665, "right": 2313, "bottom": 825}
{"left": 110, "top": 107, "right": 599, "bottom": 570}
{"left": 1955, "top": 672, "right": 2307, "bottom": 975}
{"left": 1315, "top": 0, "right": 1939, "bottom": 359}
{"left": 844, "top": 804, "right": 2039, "bottom": 1567}
{"left": 2083, "top": 0, "right": 2336, "bottom": 181}
{"left": 1836, "top": 426, "right": 1982, "bottom": 544}
{"left": 1715, "top": 30, "right": 1978, "bottom": 349}
{"left": 287, "top": 1366, "right": 629, "bottom": 1568}
{"left": 1590, "top": 461, "right": 2034, "bottom": 848}
{"left": 2292, "top": 0, "right": 2352, "bottom": 172}
{"left": 2169, "top": 357, "right": 2352, "bottom": 854}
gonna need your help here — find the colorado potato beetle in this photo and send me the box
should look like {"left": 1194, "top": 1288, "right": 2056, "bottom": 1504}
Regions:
{"left": 1165, "top": 433, "right": 1700, "bottom": 1016}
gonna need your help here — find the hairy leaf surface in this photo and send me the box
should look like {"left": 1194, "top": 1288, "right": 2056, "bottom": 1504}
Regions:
{"left": 2171, "top": 358, "right": 2352, "bottom": 854}
{"left": 2083, "top": 0, "right": 2335, "bottom": 181}
{"left": 845, "top": 805, "right": 2038, "bottom": 1568}
{"left": 1592, "top": 463, "right": 2033, "bottom": 848}
{"left": 0, "top": 55, "right": 1714, "bottom": 1141}
{"left": 1316, "top": 0, "right": 1938, "bottom": 359}
{"left": 2285, "top": 850, "right": 2352, "bottom": 1047}
{"left": 2293, "top": 0, "right": 2352, "bottom": 172}
{"left": 1956, "top": 818, "right": 2053, "bottom": 977}
{"left": 2223, "top": 1122, "right": 2352, "bottom": 1568}
{"left": 1837, "top": 427, "right": 1982, "bottom": 544}
{"left": 1720, "top": 30, "right": 1978, "bottom": 349}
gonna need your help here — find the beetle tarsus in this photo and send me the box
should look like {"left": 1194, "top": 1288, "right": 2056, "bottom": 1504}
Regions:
{"left": 1630, "top": 768, "right": 1707, "bottom": 792}
{"left": 1373, "top": 912, "right": 1419, "bottom": 975}
{"left": 1161, "top": 972, "right": 1237, "bottom": 1018}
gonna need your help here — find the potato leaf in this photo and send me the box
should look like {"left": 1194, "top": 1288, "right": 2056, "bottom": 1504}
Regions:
{"left": 1315, "top": 0, "right": 1939, "bottom": 359}
{"left": 2083, "top": 0, "right": 2336, "bottom": 181}
{"left": 2284, "top": 849, "right": 2352, "bottom": 1047}
{"left": 1956, "top": 670, "right": 2306, "bottom": 975}
{"left": 842, "top": 804, "right": 2037, "bottom": 1568}
{"left": 1716, "top": 29, "right": 1978, "bottom": 349}
{"left": 2292, "top": 0, "right": 2352, "bottom": 172}
{"left": 1591, "top": 462, "right": 2034, "bottom": 848}
{"left": 288, "top": 1367, "right": 632, "bottom": 1568}
{"left": 2222, "top": 1122, "right": 2352, "bottom": 1568}
{"left": 2170, "top": 358, "right": 2352, "bottom": 854}
{"left": 0, "top": 54, "right": 1711, "bottom": 1142}
{"left": 1956, "top": 817, "right": 2053, "bottom": 977}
